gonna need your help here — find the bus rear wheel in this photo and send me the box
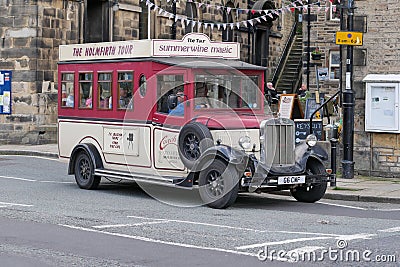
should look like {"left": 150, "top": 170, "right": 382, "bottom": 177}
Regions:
{"left": 74, "top": 151, "right": 101, "bottom": 190}
{"left": 198, "top": 159, "right": 239, "bottom": 209}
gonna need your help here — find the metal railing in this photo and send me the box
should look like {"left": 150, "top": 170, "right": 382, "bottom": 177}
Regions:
{"left": 271, "top": 21, "right": 298, "bottom": 87}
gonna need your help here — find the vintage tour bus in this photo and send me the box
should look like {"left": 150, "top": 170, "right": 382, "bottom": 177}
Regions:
{"left": 58, "top": 33, "right": 335, "bottom": 209}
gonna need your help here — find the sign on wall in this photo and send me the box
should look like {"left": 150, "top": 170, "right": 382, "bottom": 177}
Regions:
{"left": 0, "top": 71, "right": 12, "bottom": 115}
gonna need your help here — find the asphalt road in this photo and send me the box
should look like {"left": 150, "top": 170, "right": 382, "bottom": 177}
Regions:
{"left": 0, "top": 155, "right": 399, "bottom": 266}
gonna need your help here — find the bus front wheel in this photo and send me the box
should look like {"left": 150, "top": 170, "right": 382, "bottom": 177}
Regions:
{"left": 198, "top": 159, "right": 239, "bottom": 209}
{"left": 74, "top": 151, "right": 101, "bottom": 190}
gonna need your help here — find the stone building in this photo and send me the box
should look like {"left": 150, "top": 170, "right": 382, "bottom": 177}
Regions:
{"left": 0, "top": 0, "right": 295, "bottom": 144}
{"left": 304, "top": 0, "right": 400, "bottom": 177}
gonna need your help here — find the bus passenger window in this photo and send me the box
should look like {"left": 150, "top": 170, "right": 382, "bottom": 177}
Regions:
{"left": 118, "top": 72, "right": 133, "bottom": 109}
{"left": 79, "top": 73, "right": 93, "bottom": 109}
{"left": 61, "top": 73, "right": 74, "bottom": 108}
{"left": 98, "top": 73, "right": 112, "bottom": 110}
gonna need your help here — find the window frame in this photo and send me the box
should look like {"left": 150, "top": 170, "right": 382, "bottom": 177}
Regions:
{"left": 78, "top": 72, "right": 93, "bottom": 109}
{"left": 329, "top": 50, "right": 340, "bottom": 81}
{"left": 61, "top": 72, "right": 75, "bottom": 109}
{"left": 97, "top": 72, "right": 113, "bottom": 110}
{"left": 117, "top": 71, "right": 134, "bottom": 110}
{"left": 330, "top": 0, "right": 341, "bottom": 21}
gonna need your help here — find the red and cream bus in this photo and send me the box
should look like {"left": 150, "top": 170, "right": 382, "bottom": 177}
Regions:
{"left": 58, "top": 33, "right": 334, "bottom": 209}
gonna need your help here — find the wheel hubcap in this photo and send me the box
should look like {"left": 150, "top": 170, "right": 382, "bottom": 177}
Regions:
{"left": 206, "top": 170, "right": 224, "bottom": 197}
{"left": 184, "top": 134, "right": 200, "bottom": 160}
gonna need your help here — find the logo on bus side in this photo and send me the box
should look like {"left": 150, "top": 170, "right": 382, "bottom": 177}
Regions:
{"left": 159, "top": 135, "right": 177, "bottom": 151}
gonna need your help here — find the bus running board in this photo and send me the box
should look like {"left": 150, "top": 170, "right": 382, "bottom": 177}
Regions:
{"left": 94, "top": 169, "right": 192, "bottom": 189}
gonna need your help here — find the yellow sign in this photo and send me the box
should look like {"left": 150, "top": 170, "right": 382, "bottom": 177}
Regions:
{"left": 336, "top": 31, "right": 363, "bottom": 46}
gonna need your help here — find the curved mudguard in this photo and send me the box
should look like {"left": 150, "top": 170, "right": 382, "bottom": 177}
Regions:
{"left": 191, "top": 145, "right": 249, "bottom": 174}
{"left": 295, "top": 142, "right": 328, "bottom": 169}
{"left": 68, "top": 143, "right": 103, "bottom": 175}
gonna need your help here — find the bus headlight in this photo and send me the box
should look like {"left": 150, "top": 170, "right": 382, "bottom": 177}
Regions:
{"left": 239, "top": 136, "right": 252, "bottom": 150}
{"left": 306, "top": 134, "right": 317, "bottom": 147}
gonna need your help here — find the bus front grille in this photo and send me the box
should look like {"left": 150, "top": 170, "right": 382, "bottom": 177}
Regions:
{"left": 263, "top": 118, "right": 295, "bottom": 166}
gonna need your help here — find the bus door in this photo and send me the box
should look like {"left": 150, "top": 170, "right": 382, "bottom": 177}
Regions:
{"left": 152, "top": 71, "right": 189, "bottom": 171}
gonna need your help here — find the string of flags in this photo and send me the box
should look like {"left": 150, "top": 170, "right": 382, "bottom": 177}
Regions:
{"left": 139, "top": 0, "right": 338, "bottom": 31}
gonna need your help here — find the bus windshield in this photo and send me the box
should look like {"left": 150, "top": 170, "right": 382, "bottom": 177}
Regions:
{"left": 194, "top": 74, "right": 261, "bottom": 110}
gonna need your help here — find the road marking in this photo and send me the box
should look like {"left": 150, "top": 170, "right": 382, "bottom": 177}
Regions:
{"left": 0, "top": 175, "right": 72, "bottom": 184}
{"left": 0, "top": 175, "right": 37, "bottom": 182}
{"left": 335, "top": 233, "right": 376, "bottom": 240}
{"left": 59, "top": 224, "right": 259, "bottom": 258}
{"left": 93, "top": 220, "right": 171, "bottom": 229}
{"left": 39, "top": 180, "right": 74, "bottom": 184}
{"left": 127, "top": 215, "right": 344, "bottom": 237}
{"left": 319, "top": 202, "right": 367, "bottom": 210}
{"left": 127, "top": 215, "right": 270, "bottom": 233}
{"left": 0, "top": 201, "right": 33, "bottom": 207}
{"left": 236, "top": 237, "right": 332, "bottom": 250}
{"left": 320, "top": 201, "right": 400, "bottom": 211}
{"left": 378, "top": 227, "right": 400, "bottom": 233}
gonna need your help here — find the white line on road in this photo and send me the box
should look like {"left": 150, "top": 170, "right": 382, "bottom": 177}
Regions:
{"left": 320, "top": 201, "right": 400, "bottom": 211}
{"left": 59, "top": 224, "right": 259, "bottom": 258}
{"left": 0, "top": 201, "right": 33, "bottom": 207}
{"left": 0, "top": 175, "right": 37, "bottom": 182}
{"left": 93, "top": 220, "right": 171, "bottom": 229}
{"left": 127, "top": 215, "right": 343, "bottom": 237}
{"left": 236, "top": 237, "right": 332, "bottom": 250}
{"left": 335, "top": 233, "right": 376, "bottom": 240}
{"left": 319, "top": 202, "right": 367, "bottom": 210}
{"left": 0, "top": 175, "right": 72, "bottom": 184}
{"left": 378, "top": 227, "right": 400, "bottom": 233}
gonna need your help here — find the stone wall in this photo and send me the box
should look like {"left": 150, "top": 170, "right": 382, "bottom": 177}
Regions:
{"left": 354, "top": 0, "right": 400, "bottom": 177}
{"left": 0, "top": 0, "right": 80, "bottom": 144}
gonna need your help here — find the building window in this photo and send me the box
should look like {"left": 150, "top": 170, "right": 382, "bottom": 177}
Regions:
{"left": 61, "top": 73, "right": 74, "bottom": 108}
{"left": 118, "top": 72, "right": 133, "bottom": 109}
{"left": 85, "top": 1, "right": 110, "bottom": 42}
{"left": 185, "top": 2, "right": 198, "bottom": 34}
{"left": 79, "top": 73, "right": 93, "bottom": 108}
{"left": 329, "top": 51, "right": 340, "bottom": 80}
{"left": 330, "top": 0, "right": 341, "bottom": 21}
{"left": 98, "top": 73, "right": 112, "bottom": 110}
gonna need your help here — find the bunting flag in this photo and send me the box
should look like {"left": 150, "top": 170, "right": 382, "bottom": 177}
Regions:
{"left": 143, "top": 0, "right": 329, "bottom": 32}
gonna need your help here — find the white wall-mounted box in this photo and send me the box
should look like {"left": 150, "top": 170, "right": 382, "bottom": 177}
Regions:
{"left": 364, "top": 74, "right": 400, "bottom": 133}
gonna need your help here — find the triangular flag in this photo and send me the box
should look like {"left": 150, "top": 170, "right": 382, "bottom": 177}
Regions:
{"left": 158, "top": 8, "right": 163, "bottom": 14}
{"left": 261, "top": 15, "right": 267, "bottom": 21}
{"left": 248, "top": 20, "right": 253, "bottom": 26}
{"left": 255, "top": 17, "right": 261, "bottom": 23}
{"left": 227, "top": 7, "right": 231, "bottom": 14}
{"left": 230, "top": 23, "right": 234, "bottom": 30}
{"left": 204, "top": 23, "right": 208, "bottom": 30}
{"left": 222, "top": 24, "right": 227, "bottom": 30}
{"left": 236, "top": 22, "right": 240, "bottom": 28}
{"left": 217, "top": 24, "right": 221, "bottom": 30}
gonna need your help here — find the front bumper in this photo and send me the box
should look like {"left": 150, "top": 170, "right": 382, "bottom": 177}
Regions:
{"left": 241, "top": 173, "right": 336, "bottom": 190}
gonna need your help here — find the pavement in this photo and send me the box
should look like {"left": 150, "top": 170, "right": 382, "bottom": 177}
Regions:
{"left": 0, "top": 143, "right": 399, "bottom": 204}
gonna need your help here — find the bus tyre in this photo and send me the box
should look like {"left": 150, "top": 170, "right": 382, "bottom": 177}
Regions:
{"left": 178, "top": 122, "right": 214, "bottom": 169}
{"left": 290, "top": 161, "right": 327, "bottom": 203}
{"left": 74, "top": 151, "right": 101, "bottom": 190}
{"left": 198, "top": 159, "right": 239, "bottom": 209}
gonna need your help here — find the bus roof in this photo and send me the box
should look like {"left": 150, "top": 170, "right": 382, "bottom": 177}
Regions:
{"left": 58, "top": 57, "right": 266, "bottom": 71}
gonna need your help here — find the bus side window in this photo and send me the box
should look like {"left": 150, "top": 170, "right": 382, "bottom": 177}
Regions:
{"left": 118, "top": 72, "right": 133, "bottom": 109}
{"left": 156, "top": 74, "right": 184, "bottom": 114}
{"left": 79, "top": 73, "right": 93, "bottom": 109}
{"left": 98, "top": 72, "right": 112, "bottom": 110}
{"left": 61, "top": 73, "right": 74, "bottom": 108}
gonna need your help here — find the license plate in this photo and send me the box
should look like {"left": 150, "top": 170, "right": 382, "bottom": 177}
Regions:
{"left": 278, "top": 175, "right": 306, "bottom": 185}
